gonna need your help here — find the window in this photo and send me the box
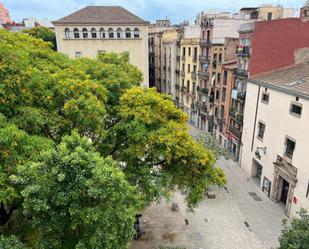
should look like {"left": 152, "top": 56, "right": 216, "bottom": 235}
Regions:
{"left": 108, "top": 28, "right": 114, "bottom": 38}
{"left": 91, "top": 28, "right": 97, "bottom": 38}
{"left": 285, "top": 137, "right": 296, "bottom": 159}
{"left": 188, "top": 47, "right": 191, "bottom": 56}
{"left": 82, "top": 28, "right": 88, "bottom": 38}
{"left": 182, "top": 47, "right": 186, "bottom": 57}
{"left": 100, "top": 28, "right": 105, "bottom": 38}
{"left": 306, "top": 181, "right": 309, "bottom": 198}
{"left": 218, "top": 53, "right": 222, "bottom": 64}
{"left": 194, "top": 47, "right": 198, "bottom": 58}
{"left": 64, "top": 28, "right": 70, "bottom": 39}
{"left": 222, "top": 87, "right": 226, "bottom": 102}
{"left": 125, "top": 28, "right": 131, "bottom": 38}
{"left": 257, "top": 122, "right": 265, "bottom": 140}
{"left": 187, "top": 64, "right": 190, "bottom": 73}
{"left": 73, "top": 28, "right": 79, "bottom": 39}
{"left": 261, "top": 92, "right": 269, "bottom": 104}
{"left": 290, "top": 102, "right": 302, "bottom": 117}
{"left": 267, "top": 12, "right": 272, "bottom": 21}
{"left": 217, "top": 73, "right": 221, "bottom": 85}
{"left": 223, "top": 70, "right": 227, "bottom": 85}
{"left": 117, "top": 28, "right": 122, "bottom": 38}
{"left": 75, "top": 52, "right": 82, "bottom": 58}
{"left": 134, "top": 28, "right": 140, "bottom": 38}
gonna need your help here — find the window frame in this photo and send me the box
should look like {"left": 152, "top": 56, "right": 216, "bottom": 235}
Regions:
{"left": 73, "top": 28, "right": 79, "bottom": 39}
{"left": 284, "top": 136, "right": 296, "bottom": 159}
{"left": 91, "top": 28, "right": 97, "bottom": 38}
{"left": 290, "top": 101, "right": 302, "bottom": 117}
{"left": 257, "top": 121, "right": 266, "bottom": 140}
{"left": 100, "top": 28, "right": 105, "bottom": 38}
{"left": 125, "top": 28, "right": 131, "bottom": 38}
{"left": 82, "top": 28, "right": 88, "bottom": 39}
{"left": 117, "top": 28, "right": 122, "bottom": 38}
{"left": 134, "top": 27, "right": 140, "bottom": 38}
{"left": 261, "top": 91, "right": 270, "bottom": 104}
{"left": 64, "top": 28, "right": 70, "bottom": 39}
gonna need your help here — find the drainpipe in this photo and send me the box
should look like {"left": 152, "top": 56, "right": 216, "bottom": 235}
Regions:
{"left": 251, "top": 85, "right": 261, "bottom": 152}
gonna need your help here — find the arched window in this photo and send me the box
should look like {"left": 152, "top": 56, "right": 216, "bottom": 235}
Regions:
{"left": 73, "top": 28, "right": 79, "bottom": 39}
{"left": 91, "top": 28, "right": 97, "bottom": 38}
{"left": 82, "top": 28, "right": 88, "bottom": 38}
{"left": 100, "top": 28, "right": 105, "bottom": 38}
{"left": 125, "top": 28, "right": 131, "bottom": 38}
{"left": 117, "top": 28, "right": 122, "bottom": 38}
{"left": 64, "top": 28, "right": 70, "bottom": 39}
{"left": 108, "top": 28, "right": 114, "bottom": 38}
{"left": 134, "top": 28, "right": 140, "bottom": 38}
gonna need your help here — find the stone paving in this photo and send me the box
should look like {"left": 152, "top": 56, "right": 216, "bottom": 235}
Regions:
{"left": 131, "top": 126, "right": 286, "bottom": 249}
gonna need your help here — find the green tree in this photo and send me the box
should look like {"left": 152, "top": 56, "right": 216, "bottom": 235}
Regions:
{"left": 196, "top": 131, "right": 231, "bottom": 160}
{"left": 23, "top": 26, "right": 57, "bottom": 50}
{"left": 0, "top": 235, "right": 29, "bottom": 249}
{"left": 100, "top": 87, "right": 226, "bottom": 207}
{"left": 279, "top": 209, "right": 309, "bottom": 249}
{"left": 18, "top": 132, "right": 140, "bottom": 249}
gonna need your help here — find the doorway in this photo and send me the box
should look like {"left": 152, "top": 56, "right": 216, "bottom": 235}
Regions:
{"left": 280, "top": 178, "right": 290, "bottom": 205}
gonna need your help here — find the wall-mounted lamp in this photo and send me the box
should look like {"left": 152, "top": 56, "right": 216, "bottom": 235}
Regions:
{"left": 255, "top": 146, "right": 267, "bottom": 158}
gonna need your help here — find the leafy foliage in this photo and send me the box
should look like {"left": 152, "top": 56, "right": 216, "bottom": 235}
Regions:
{"left": 0, "top": 29, "right": 226, "bottom": 248}
{"left": 196, "top": 131, "right": 231, "bottom": 160}
{"left": 23, "top": 27, "right": 57, "bottom": 50}
{"left": 279, "top": 209, "right": 309, "bottom": 249}
{"left": 0, "top": 235, "right": 29, "bottom": 249}
{"left": 18, "top": 132, "right": 140, "bottom": 249}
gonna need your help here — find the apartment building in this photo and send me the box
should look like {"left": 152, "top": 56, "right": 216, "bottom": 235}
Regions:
{"left": 53, "top": 6, "right": 150, "bottom": 87}
{"left": 160, "top": 29, "right": 183, "bottom": 101}
{"left": 228, "top": 3, "right": 309, "bottom": 160}
{"left": 241, "top": 63, "right": 309, "bottom": 217}
{"left": 0, "top": 3, "right": 11, "bottom": 26}
{"left": 179, "top": 25, "right": 201, "bottom": 126}
{"left": 149, "top": 20, "right": 172, "bottom": 89}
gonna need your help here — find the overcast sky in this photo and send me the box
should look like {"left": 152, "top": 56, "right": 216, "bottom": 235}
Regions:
{"left": 3, "top": 0, "right": 305, "bottom": 24}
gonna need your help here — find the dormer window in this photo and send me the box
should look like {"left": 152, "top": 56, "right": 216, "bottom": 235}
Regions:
{"left": 108, "top": 28, "right": 114, "bottom": 38}
{"left": 64, "top": 28, "right": 70, "bottom": 39}
{"left": 117, "top": 28, "right": 122, "bottom": 38}
{"left": 100, "top": 28, "right": 105, "bottom": 38}
{"left": 134, "top": 28, "right": 140, "bottom": 38}
{"left": 91, "top": 28, "right": 97, "bottom": 38}
{"left": 82, "top": 28, "right": 88, "bottom": 39}
{"left": 73, "top": 28, "right": 79, "bottom": 39}
{"left": 125, "top": 28, "right": 131, "bottom": 38}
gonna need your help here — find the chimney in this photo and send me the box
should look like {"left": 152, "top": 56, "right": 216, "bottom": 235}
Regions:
{"left": 300, "top": 0, "right": 309, "bottom": 21}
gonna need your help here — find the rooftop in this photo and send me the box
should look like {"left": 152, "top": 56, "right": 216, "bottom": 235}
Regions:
{"left": 250, "top": 63, "right": 309, "bottom": 98}
{"left": 52, "top": 6, "right": 149, "bottom": 25}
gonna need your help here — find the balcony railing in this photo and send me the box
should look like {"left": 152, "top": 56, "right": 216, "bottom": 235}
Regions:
{"left": 229, "top": 109, "right": 244, "bottom": 124}
{"left": 229, "top": 125, "right": 242, "bottom": 140}
{"left": 200, "top": 39, "right": 211, "bottom": 47}
{"left": 198, "top": 71, "right": 209, "bottom": 79}
{"left": 234, "top": 68, "right": 248, "bottom": 78}
{"left": 199, "top": 55, "right": 210, "bottom": 64}
{"left": 236, "top": 46, "right": 250, "bottom": 57}
{"left": 237, "top": 91, "right": 246, "bottom": 101}
{"left": 191, "top": 72, "right": 197, "bottom": 80}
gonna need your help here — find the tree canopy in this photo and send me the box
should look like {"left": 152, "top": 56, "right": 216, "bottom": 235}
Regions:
{"left": 279, "top": 209, "right": 309, "bottom": 249}
{"left": 0, "top": 29, "right": 226, "bottom": 248}
{"left": 23, "top": 26, "right": 57, "bottom": 50}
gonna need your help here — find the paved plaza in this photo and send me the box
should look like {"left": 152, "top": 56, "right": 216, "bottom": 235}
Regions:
{"left": 131, "top": 125, "right": 286, "bottom": 249}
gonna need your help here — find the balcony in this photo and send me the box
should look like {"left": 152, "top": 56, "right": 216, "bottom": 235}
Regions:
{"left": 199, "top": 55, "right": 210, "bottom": 64}
{"left": 198, "top": 103, "right": 207, "bottom": 113}
{"left": 199, "top": 87, "right": 208, "bottom": 95}
{"left": 237, "top": 46, "right": 250, "bottom": 57}
{"left": 198, "top": 71, "right": 209, "bottom": 80}
{"left": 238, "top": 22, "right": 255, "bottom": 33}
{"left": 234, "top": 68, "right": 248, "bottom": 78}
{"left": 191, "top": 72, "right": 197, "bottom": 80}
{"left": 180, "top": 71, "right": 185, "bottom": 77}
{"left": 200, "top": 39, "right": 211, "bottom": 47}
{"left": 229, "top": 108, "right": 244, "bottom": 124}
{"left": 229, "top": 125, "right": 242, "bottom": 140}
{"left": 237, "top": 91, "right": 246, "bottom": 101}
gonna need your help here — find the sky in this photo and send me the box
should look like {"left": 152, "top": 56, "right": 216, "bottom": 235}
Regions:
{"left": 2, "top": 0, "right": 305, "bottom": 24}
